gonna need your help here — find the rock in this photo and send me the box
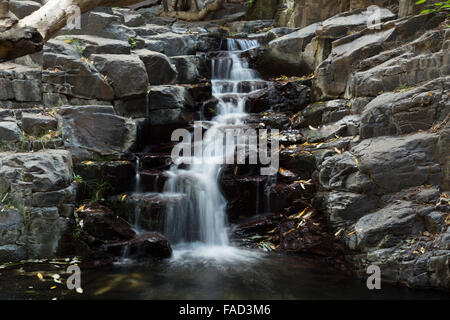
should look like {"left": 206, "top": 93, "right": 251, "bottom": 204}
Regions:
{"left": 101, "top": 231, "right": 172, "bottom": 260}
{"left": 134, "top": 49, "right": 177, "bottom": 85}
{"left": 78, "top": 10, "right": 137, "bottom": 42}
{"left": 148, "top": 85, "right": 193, "bottom": 110}
{"left": 91, "top": 54, "right": 149, "bottom": 99}
{"left": 360, "top": 76, "right": 450, "bottom": 139}
{"left": 170, "top": 55, "right": 209, "bottom": 84}
{"left": 355, "top": 201, "right": 423, "bottom": 250}
{"left": 114, "top": 95, "right": 148, "bottom": 118}
{"left": 352, "top": 132, "right": 443, "bottom": 193}
{"left": 245, "top": 80, "right": 310, "bottom": 113}
{"left": 113, "top": 8, "right": 146, "bottom": 27}
{"left": 349, "top": 28, "right": 449, "bottom": 97}
{"left": 428, "top": 254, "right": 450, "bottom": 288}
{"left": 424, "top": 211, "right": 447, "bottom": 234}
{"left": 0, "top": 150, "right": 73, "bottom": 193}
{"left": 79, "top": 204, "right": 136, "bottom": 241}
{"left": 43, "top": 53, "right": 115, "bottom": 101}
{"left": 227, "top": 20, "right": 274, "bottom": 33}
{"left": 0, "top": 79, "right": 14, "bottom": 100}
{"left": 147, "top": 108, "right": 194, "bottom": 126}
{"left": 74, "top": 160, "right": 135, "bottom": 198}
{"left": 292, "top": 99, "right": 350, "bottom": 129}
{"left": 264, "top": 23, "right": 319, "bottom": 74}
{"left": 143, "top": 32, "right": 198, "bottom": 56}
{"left": 0, "top": 121, "right": 22, "bottom": 143}
{"left": 58, "top": 105, "right": 136, "bottom": 162}
{"left": 54, "top": 35, "right": 131, "bottom": 57}
{"left": 314, "top": 13, "right": 446, "bottom": 99}
{"left": 131, "top": 24, "right": 172, "bottom": 37}
{"left": 437, "top": 121, "right": 450, "bottom": 190}
{"left": 0, "top": 207, "right": 24, "bottom": 249}
{"left": 21, "top": 113, "right": 58, "bottom": 136}
{"left": 245, "top": 0, "right": 279, "bottom": 20}
{"left": 12, "top": 79, "right": 41, "bottom": 102}
{"left": 316, "top": 191, "right": 379, "bottom": 226}
{"left": 26, "top": 207, "right": 70, "bottom": 258}
{"left": 9, "top": 0, "right": 41, "bottom": 19}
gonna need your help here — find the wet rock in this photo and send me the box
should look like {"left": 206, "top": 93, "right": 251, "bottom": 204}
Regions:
{"left": 360, "top": 77, "right": 450, "bottom": 139}
{"left": 134, "top": 49, "right": 177, "bottom": 85}
{"left": 355, "top": 201, "right": 423, "bottom": 251}
{"left": 79, "top": 204, "right": 136, "bottom": 242}
{"left": 0, "top": 207, "right": 24, "bottom": 262}
{"left": 113, "top": 8, "right": 146, "bottom": 27}
{"left": 91, "top": 54, "right": 149, "bottom": 99}
{"left": 227, "top": 20, "right": 274, "bottom": 33}
{"left": 132, "top": 24, "right": 172, "bottom": 37}
{"left": 26, "top": 207, "right": 70, "bottom": 259}
{"left": 74, "top": 160, "right": 135, "bottom": 199}
{"left": 0, "top": 121, "right": 22, "bottom": 143}
{"left": 245, "top": 80, "right": 310, "bottom": 113}
{"left": 101, "top": 231, "right": 172, "bottom": 260}
{"left": 58, "top": 105, "right": 136, "bottom": 162}
{"left": 21, "top": 113, "right": 57, "bottom": 136}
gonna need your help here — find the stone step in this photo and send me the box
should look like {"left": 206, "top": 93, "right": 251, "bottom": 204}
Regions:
{"left": 108, "top": 192, "right": 186, "bottom": 232}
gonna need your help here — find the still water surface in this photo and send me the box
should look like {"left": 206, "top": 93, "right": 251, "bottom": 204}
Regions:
{"left": 0, "top": 244, "right": 449, "bottom": 300}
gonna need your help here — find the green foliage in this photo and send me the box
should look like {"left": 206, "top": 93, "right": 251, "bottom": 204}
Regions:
{"left": 415, "top": 0, "right": 450, "bottom": 16}
{"left": 129, "top": 37, "right": 138, "bottom": 50}
{"left": 245, "top": 0, "right": 255, "bottom": 8}
{"left": 64, "top": 37, "right": 86, "bottom": 56}
{"left": 73, "top": 174, "right": 84, "bottom": 183}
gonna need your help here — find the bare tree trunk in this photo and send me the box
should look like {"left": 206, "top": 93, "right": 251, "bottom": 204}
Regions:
{"left": 0, "top": 0, "right": 146, "bottom": 62}
{"left": 161, "top": 0, "right": 224, "bottom": 21}
{"left": 0, "top": 0, "right": 226, "bottom": 62}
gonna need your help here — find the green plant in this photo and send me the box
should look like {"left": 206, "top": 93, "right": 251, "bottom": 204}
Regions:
{"left": 87, "top": 180, "right": 111, "bottom": 203}
{"left": 73, "top": 174, "right": 84, "bottom": 183}
{"left": 245, "top": 0, "right": 255, "bottom": 8}
{"left": 415, "top": 0, "right": 450, "bottom": 16}
{"left": 129, "top": 37, "right": 138, "bottom": 50}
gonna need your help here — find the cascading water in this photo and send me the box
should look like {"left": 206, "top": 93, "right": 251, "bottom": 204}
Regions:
{"left": 163, "top": 38, "right": 262, "bottom": 246}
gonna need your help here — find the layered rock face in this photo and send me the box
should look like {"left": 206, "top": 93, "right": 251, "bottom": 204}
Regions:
{"left": 245, "top": 2, "right": 449, "bottom": 289}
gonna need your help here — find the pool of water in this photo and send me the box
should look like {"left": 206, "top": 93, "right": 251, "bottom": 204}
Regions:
{"left": 1, "top": 245, "right": 449, "bottom": 300}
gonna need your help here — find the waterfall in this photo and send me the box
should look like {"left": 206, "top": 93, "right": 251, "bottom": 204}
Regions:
{"left": 163, "top": 38, "right": 262, "bottom": 245}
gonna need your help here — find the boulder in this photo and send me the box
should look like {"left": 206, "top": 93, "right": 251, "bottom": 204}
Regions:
{"left": 170, "top": 55, "right": 209, "bottom": 84}
{"left": 134, "top": 49, "right": 177, "bottom": 85}
{"left": 9, "top": 0, "right": 41, "bottom": 19}
{"left": 58, "top": 105, "right": 136, "bottom": 162}
{"left": 79, "top": 204, "right": 136, "bottom": 241}
{"left": 0, "top": 121, "right": 22, "bottom": 143}
{"left": 360, "top": 77, "right": 450, "bottom": 139}
{"left": 43, "top": 53, "right": 115, "bottom": 101}
{"left": 0, "top": 150, "right": 73, "bottom": 193}
{"left": 91, "top": 54, "right": 149, "bottom": 99}
{"left": 355, "top": 201, "right": 423, "bottom": 250}
{"left": 148, "top": 85, "right": 193, "bottom": 110}
{"left": 54, "top": 35, "right": 131, "bottom": 57}
{"left": 143, "top": 32, "right": 198, "bottom": 57}
{"left": 21, "top": 113, "right": 58, "bottom": 136}
{"left": 101, "top": 231, "right": 172, "bottom": 259}
{"left": 314, "top": 13, "right": 446, "bottom": 99}
{"left": 352, "top": 132, "right": 443, "bottom": 193}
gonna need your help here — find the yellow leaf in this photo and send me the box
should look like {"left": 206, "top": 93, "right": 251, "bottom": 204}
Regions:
{"left": 50, "top": 286, "right": 57, "bottom": 290}
{"left": 75, "top": 205, "right": 85, "bottom": 213}
{"left": 423, "top": 231, "right": 431, "bottom": 237}
{"left": 65, "top": 39, "right": 73, "bottom": 44}
{"left": 121, "top": 194, "right": 127, "bottom": 201}
{"left": 347, "top": 231, "right": 356, "bottom": 237}
{"left": 334, "top": 228, "right": 344, "bottom": 238}
{"left": 37, "top": 273, "right": 44, "bottom": 281}
{"left": 420, "top": 247, "right": 425, "bottom": 254}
